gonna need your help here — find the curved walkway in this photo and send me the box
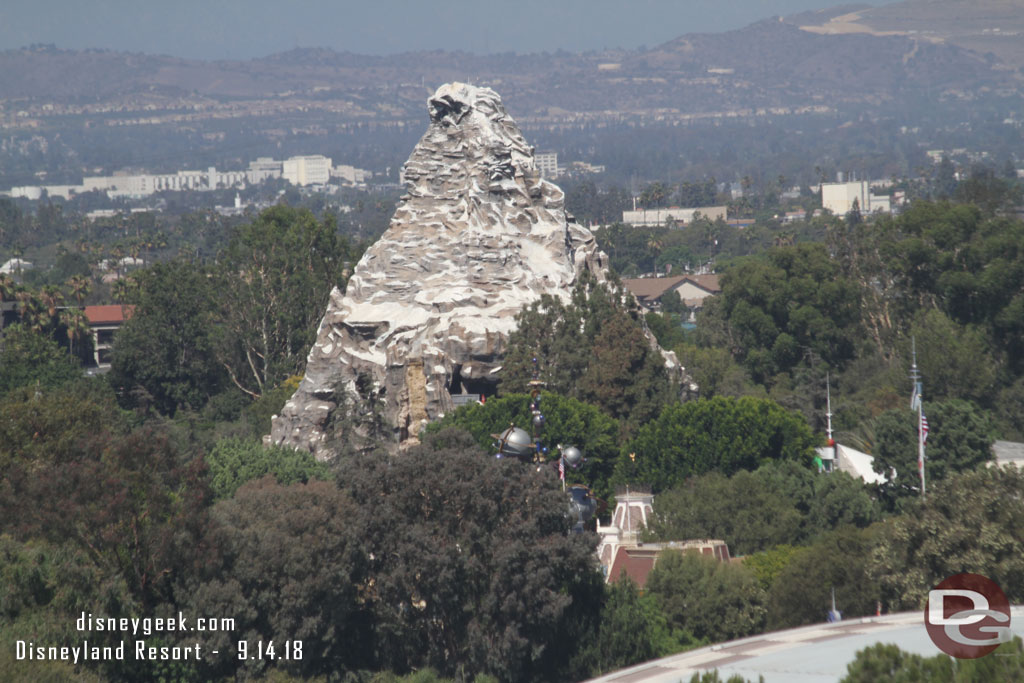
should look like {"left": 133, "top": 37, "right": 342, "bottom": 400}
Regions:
{"left": 586, "top": 606, "right": 1024, "bottom": 683}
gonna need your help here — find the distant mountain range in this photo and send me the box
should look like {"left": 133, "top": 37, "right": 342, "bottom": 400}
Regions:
{"left": 0, "top": 0, "right": 1020, "bottom": 129}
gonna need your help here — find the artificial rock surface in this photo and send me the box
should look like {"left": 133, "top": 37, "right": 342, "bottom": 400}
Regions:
{"left": 270, "top": 83, "right": 621, "bottom": 458}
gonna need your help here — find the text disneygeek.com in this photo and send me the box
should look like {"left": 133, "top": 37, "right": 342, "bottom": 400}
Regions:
{"left": 12, "top": 611, "right": 303, "bottom": 664}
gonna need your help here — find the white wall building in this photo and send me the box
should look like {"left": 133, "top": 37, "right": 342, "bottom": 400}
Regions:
{"left": 331, "top": 164, "right": 371, "bottom": 185}
{"left": 622, "top": 205, "right": 728, "bottom": 227}
{"left": 282, "top": 155, "right": 332, "bottom": 186}
{"left": 821, "top": 180, "right": 891, "bottom": 215}
{"left": 535, "top": 151, "right": 559, "bottom": 178}
{"left": 3, "top": 154, "right": 369, "bottom": 200}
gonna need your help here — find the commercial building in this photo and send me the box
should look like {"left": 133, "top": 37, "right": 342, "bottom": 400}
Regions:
{"left": 622, "top": 206, "right": 728, "bottom": 227}
{"left": 821, "top": 180, "right": 891, "bottom": 215}
{"left": 282, "top": 155, "right": 332, "bottom": 186}
{"left": 534, "top": 151, "right": 559, "bottom": 178}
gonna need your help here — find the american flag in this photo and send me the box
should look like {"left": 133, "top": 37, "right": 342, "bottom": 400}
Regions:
{"left": 559, "top": 457, "right": 565, "bottom": 482}
{"left": 920, "top": 412, "right": 929, "bottom": 443}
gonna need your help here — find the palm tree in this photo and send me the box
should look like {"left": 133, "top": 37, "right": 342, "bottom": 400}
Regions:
{"left": 110, "top": 243, "right": 126, "bottom": 278}
{"left": 59, "top": 307, "right": 91, "bottom": 356}
{"left": 67, "top": 274, "right": 91, "bottom": 307}
{"left": 0, "top": 273, "right": 15, "bottom": 338}
{"left": 38, "top": 285, "right": 64, "bottom": 318}
{"left": 112, "top": 275, "right": 139, "bottom": 315}
{"left": 15, "top": 289, "right": 46, "bottom": 333}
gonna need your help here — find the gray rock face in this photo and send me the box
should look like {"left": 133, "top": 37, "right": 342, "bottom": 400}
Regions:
{"left": 269, "top": 82, "right": 611, "bottom": 458}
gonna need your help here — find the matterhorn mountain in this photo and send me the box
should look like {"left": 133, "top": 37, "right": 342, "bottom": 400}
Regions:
{"left": 270, "top": 82, "right": 636, "bottom": 458}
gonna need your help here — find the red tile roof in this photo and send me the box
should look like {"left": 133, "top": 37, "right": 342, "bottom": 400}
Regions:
{"left": 607, "top": 547, "right": 660, "bottom": 588}
{"left": 84, "top": 305, "right": 133, "bottom": 325}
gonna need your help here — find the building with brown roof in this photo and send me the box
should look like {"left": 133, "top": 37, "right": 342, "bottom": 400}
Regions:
{"left": 84, "top": 305, "right": 133, "bottom": 368}
{"left": 622, "top": 273, "right": 721, "bottom": 317}
{"left": 597, "top": 487, "right": 730, "bottom": 588}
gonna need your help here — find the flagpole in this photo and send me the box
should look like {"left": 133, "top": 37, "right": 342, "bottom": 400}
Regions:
{"left": 911, "top": 338, "right": 925, "bottom": 499}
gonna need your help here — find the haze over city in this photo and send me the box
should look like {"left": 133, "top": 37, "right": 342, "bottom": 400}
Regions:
{"left": 3, "top": 0, "right": 1024, "bottom": 681}
{"left": 1, "top": 0, "right": 876, "bottom": 58}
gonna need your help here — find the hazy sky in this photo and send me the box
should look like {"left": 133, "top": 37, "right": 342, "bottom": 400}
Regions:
{"left": 0, "top": 1, "right": 877, "bottom": 60}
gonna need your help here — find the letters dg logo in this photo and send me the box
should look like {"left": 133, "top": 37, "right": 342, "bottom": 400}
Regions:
{"left": 925, "top": 573, "right": 1012, "bottom": 659}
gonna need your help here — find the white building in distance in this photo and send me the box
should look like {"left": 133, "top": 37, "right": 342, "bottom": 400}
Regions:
{"left": 821, "top": 180, "right": 891, "bottom": 215}
{"left": 622, "top": 206, "right": 728, "bottom": 227}
{"left": 2, "top": 154, "right": 369, "bottom": 200}
{"left": 283, "top": 155, "right": 332, "bottom": 186}
{"left": 535, "top": 151, "right": 559, "bottom": 178}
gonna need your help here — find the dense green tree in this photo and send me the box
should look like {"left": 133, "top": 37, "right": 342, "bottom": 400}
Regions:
{"left": 646, "top": 551, "right": 766, "bottom": 644}
{"left": 428, "top": 393, "right": 620, "bottom": 502}
{"left": 766, "top": 526, "right": 879, "bottom": 629}
{"left": 1, "top": 426, "right": 211, "bottom": 610}
{"left": 338, "top": 429, "right": 604, "bottom": 682}
{"left": 647, "top": 462, "right": 878, "bottom": 555}
{"left": 842, "top": 638, "right": 1024, "bottom": 683}
{"left": 501, "top": 273, "right": 676, "bottom": 433}
{"left": 675, "top": 343, "right": 755, "bottom": 399}
{"left": 615, "top": 397, "right": 817, "bottom": 491}
{"left": 109, "top": 259, "right": 224, "bottom": 415}
{"left": 204, "top": 437, "right": 333, "bottom": 500}
{"left": 953, "top": 165, "right": 1021, "bottom": 216}
{"left": 0, "top": 379, "right": 127, "bottom": 467}
{"left": 869, "top": 467, "right": 1024, "bottom": 612}
{"left": 0, "top": 536, "right": 121, "bottom": 683}
{"left": 181, "top": 478, "right": 370, "bottom": 681}
{"left": 872, "top": 400, "right": 995, "bottom": 503}
{"left": 907, "top": 310, "right": 997, "bottom": 404}
{"left": 644, "top": 311, "right": 686, "bottom": 350}
{"left": 214, "top": 206, "right": 353, "bottom": 398}
{"left": 647, "top": 471, "right": 805, "bottom": 555}
{"left": 696, "top": 243, "right": 863, "bottom": 386}
{"left": 742, "top": 544, "right": 802, "bottom": 591}
{"left": 578, "top": 305, "right": 676, "bottom": 431}
{"left": 0, "top": 323, "right": 81, "bottom": 398}
{"left": 584, "top": 578, "right": 679, "bottom": 676}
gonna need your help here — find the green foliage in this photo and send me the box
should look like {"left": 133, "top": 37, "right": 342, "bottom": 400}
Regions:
{"left": 842, "top": 638, "right": 1024, "bottom": 682}
{"left": 180, "top": 478, "right": 368, "bottom": 681}
{"left": 616, "top": 397, "right": 817, "bottom": 492}
{"left": 766, "top": 526, "right": 880, "bottom": 630}
{"left": 0, "top": 323, "right": 81, "bottom": 398}
{"left": 428, "top": 392, "right": 620, "bottom": 502}
{"left": 687, "top": 673, "right": 761, "bottom": 683}
{"left": 648, "top": 471, "right": 803, "bottom": 555}
{"left": 213, "top": 206, "right": 354, "bottom": 398}
{"left": 583, "top": 578, "right": 676, "bottom": 676}
{"left": 872, "top": 400, "right": 996, "bottom": 503}
{"left": 675, "top": 343, "right": 756, "bottom": 399}
{"left": 204, "top": 437, "right": 333, "bottom": 500}
{"left": 501, "top": 272, "right": 676, "bottom": 433}
{"left": 869, "top": 467, "right": 1024, "bottom": 612}
{"left": 743, "top": 545, "right": 801, "bottom": 591}
{"left": 646, "top": 550, "right": 766, "bottom": 644}
{"left": 908, "top": 310, "right": 996, "bottom": 404}
{"left": 109, "top": 259, "right": 225, "bottom": 415}
{"left": 337, "top": 433, "right": 604, "bottom": 682}
{"left": 647, "top": 462, "right": 879, "bottom": 555}
{"left": 697, "top": 243, "right": 862, "bottom": 385}
{"left": 645, "top": 311, "right": 687, "bottom": 350}
{"left": 0, "top": 379, "right": 128, "bottom": 467}
{"left": 2, "top": 425, "right": 211, "bottom": 610}
{"left": 244, "top": 374, "right": 303, "bottom": 436}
